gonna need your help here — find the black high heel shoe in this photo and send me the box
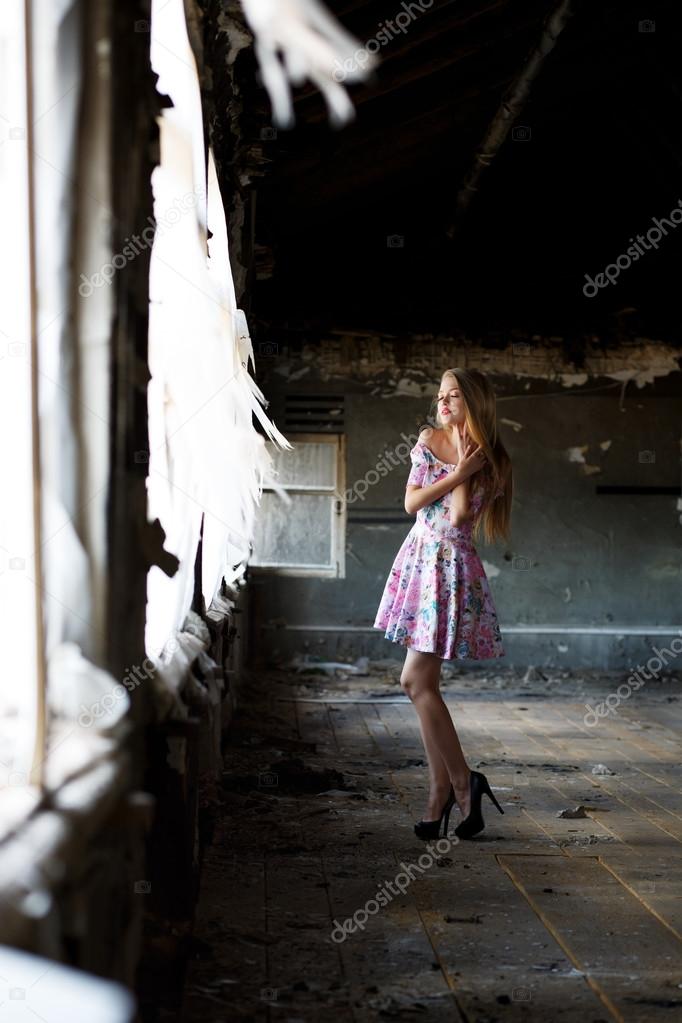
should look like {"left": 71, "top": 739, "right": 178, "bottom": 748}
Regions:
{"left": 454, "top": 770, "right": 504, "bottom": 840}
{"left": 414, "top": 785, "right": 455, "bottom": 840}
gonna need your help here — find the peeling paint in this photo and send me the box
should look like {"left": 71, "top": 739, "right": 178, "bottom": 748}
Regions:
{"left": 566, "top": 446, "right": 588, "bottom": 463}
{"left": 599, "top": 440, "right": 612, "bottom": 451}
{"left": 482, "top": 560, "right": 500, "bottom": 578}
{"left": 560, "top": 373, "right": 589, "bottom": 388}
{"left": 289, "top": 337, "right": 681, "bottom": 393}
{"left": 647, "top": 563, "right": 680, "bottom": 580}
{"left": 289, "top": 366, "right": 311, "bottom": 381}
{"left": 565, "top": 446, "right": 601, "bottom": 474}
{"left": 500, "top": 417, "right": 524, "bottom": 431}
{"left": 394, "top": 377, "right": 424, "bottom": 397}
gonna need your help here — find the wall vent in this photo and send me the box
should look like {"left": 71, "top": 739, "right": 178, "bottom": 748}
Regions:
{"left": 284, "top": 394, "right": 345, "bottom": 432}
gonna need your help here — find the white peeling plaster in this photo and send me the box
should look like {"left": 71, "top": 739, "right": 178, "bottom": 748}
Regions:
{"left": 482, "top": 560, "right": 500, "bottom": 578}
{"left": 394, "top": 377, "right": 425, "bottom": 397}
{"left": 296, "top": 338, "right": 680, "bottom": 393}
{"left": 560, "top": 373, "right": 588, "bottom": 388}
{"left": 566, "top": 446, "right": 588, "bottom": 463}
{"left": 647, "top": 562, "right": 680, "bottom": 580}
{"left": 500, "top": 417, "right": 524, "bottom": 431}
{"left": 599, "top": 439, "right": 612, "bottom": 451}
{"left": 557, "top": 643, "right": 569, "bottom": 653}
{"left": 565, "top": 446, "right": 601, "bottom": 474}
{"left": 289, "top": 365, "right": 312, "bottom": 381}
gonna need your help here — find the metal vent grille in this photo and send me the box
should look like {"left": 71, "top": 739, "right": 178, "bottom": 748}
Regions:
{"left": 284, "top": 395, "right": 345, "bottom": 432}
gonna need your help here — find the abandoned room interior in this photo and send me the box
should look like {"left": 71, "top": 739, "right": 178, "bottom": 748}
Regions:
{"left": 1, "top": 0, "right": 682, "bottom": 1019}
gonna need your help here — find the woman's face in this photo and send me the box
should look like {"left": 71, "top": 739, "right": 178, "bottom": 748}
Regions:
{"left": 437, "top": 376, "right": 465, "bottom": 426}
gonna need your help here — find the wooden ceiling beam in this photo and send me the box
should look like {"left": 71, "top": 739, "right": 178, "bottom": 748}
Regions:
{"left": 263, "top": 38, "right": 639, "bottom": 204}
{"left": 446, "top": 0, "right": 575, "bottom": 236}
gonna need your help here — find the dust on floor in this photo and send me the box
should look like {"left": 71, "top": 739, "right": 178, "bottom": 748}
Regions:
{"left": 177, "top": 662, "right": 682, "bottom": 1022}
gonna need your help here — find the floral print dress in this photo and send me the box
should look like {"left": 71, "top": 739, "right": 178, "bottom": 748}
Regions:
{"left": 373, "top": 440, "right": 505, "bottom": 661}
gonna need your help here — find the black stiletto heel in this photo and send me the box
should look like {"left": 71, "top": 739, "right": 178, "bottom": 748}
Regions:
{"left": 414, "top": 785, "right": 455, "bottom": 840}
{"left": 454, "top": 770, "right": 504, "bottom": 840}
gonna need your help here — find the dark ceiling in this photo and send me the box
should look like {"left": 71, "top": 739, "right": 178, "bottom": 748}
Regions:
{"left": 219, "top": 0, "right": 682, "bottom": 340}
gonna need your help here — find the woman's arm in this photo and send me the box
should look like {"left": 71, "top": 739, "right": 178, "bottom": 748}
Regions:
{"left": 405, "top": 470, "right": 459, "bottom": 515}
{"left": 449, "top": 473, "right": 472, "bottom": 526}
{"left": 405, "top": 434, "right": 487, "bottom": 516}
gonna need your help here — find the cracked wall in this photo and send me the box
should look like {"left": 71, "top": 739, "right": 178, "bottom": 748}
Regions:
{"left": 252, "top": 336, "right": 682, "bottom": 670}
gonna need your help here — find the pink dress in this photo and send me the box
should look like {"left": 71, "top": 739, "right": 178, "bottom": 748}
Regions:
{"left": 373, "top": 440, "right": 505, "bottom": 661}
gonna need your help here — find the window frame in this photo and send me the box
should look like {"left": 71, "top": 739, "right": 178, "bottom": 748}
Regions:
{"left": 250, "top": 432, "right": 346, "bottom": 579}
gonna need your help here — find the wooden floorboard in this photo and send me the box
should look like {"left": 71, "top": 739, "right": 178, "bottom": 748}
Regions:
{"left": 180, "top": 667, "right": 682, "bottom": 1023}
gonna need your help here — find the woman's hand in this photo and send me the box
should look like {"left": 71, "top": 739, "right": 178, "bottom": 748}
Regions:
{"left": 454, "top": 424, "right": 486, "bottom": 482}
{"left": 454, "top": 422, "right": 468, "bottom": 462}
{"left": 459, "top": 445, "right": 486, "bottom": 479}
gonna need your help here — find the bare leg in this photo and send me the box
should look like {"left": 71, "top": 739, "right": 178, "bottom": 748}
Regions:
{"left": 401, "top": 648, "right": 472, "bottom": 819}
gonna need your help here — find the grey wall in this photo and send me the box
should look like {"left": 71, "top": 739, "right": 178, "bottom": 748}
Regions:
{"left": 251, "top": 338, "right": 682, "bottom": 670}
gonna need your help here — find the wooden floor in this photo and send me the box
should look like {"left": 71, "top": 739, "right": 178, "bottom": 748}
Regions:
{"left": 180, "top": 663, "right": 682, "bottom": 1022}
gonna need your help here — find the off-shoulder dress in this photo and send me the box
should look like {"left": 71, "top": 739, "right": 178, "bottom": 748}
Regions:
{"left": 373, "top": 439, "right": 505, "bottom": 660}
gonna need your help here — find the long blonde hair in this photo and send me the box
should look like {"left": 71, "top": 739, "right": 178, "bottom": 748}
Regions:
{"left": 428, "top": 367, "right": 512, "bottom": 544}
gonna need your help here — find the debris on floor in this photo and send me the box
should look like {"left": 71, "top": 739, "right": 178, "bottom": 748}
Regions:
{"left": 556, "top": 805, "right": 589, "bottom": 819}
{"left": 285, "top": 654, "right": 370, "bottom": 676}
{"left": 175, "top": 662, "right": 682, "bottom": 1023}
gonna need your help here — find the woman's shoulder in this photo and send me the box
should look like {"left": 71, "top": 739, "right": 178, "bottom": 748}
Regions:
{"left": 417, "top": 426, "right": 436, "bottom": 444}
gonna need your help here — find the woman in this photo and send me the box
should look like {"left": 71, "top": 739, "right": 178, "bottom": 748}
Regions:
{"left": 373, "top": 367, "right": 512, "bottom": 840}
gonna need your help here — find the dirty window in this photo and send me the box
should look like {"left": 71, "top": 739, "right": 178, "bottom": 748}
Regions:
{"left": 251, "top": 435, "right": 345, "bottom": 577}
